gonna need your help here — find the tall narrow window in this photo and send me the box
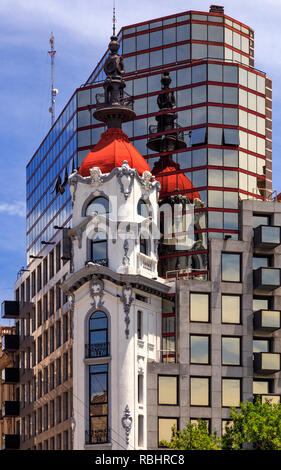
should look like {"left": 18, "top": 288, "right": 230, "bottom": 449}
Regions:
{"left": 91, "top": 232, "right": 108, "bottom": 265}
{"left": 140, "top": 234, "right": 149, "bottom": 255}
{"left": 138, "top": 415, "right": 144, "bottom": 448}
{"left": 89, "top": 311, "right": 108, "bottom": 357}
{"left": 89, "top": 364, "right": 108, "bottom": 444}
{"left": 138, "top": 375, "right": 144, "bottom": 404}
{"left": 137, "top": 310, "right": 143, "bottom": 340}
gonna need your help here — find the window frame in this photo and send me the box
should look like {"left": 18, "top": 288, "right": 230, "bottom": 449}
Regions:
{"left": 190, "top": 376, "right": 210, "bottom": 407}
{"left": 158, "top": 375, "right": 179, "bottom": 406}
{"left": 221, "top": 336, "right": 242, "bottom": 366}
{"left": 221, "top": 252, "right": 241, "bottom": 283}
{"left": 190, "top": 334, "right": 210, "bottom": 365}
{"left": 190, "top": 292, "right": 210, "bottom": 323}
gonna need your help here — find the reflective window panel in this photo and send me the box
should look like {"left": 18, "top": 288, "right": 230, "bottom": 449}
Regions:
{"left": 190, "top": 293, "right": 209, "bottom": 322}
{"left": 158, "top": 376, "right": 178, "bottom": 405}
{"left": 190, "top": 377, "right": 210, "bottom": 406}
{"left": 222, "top": 295, "right": 240, "bottom": 324}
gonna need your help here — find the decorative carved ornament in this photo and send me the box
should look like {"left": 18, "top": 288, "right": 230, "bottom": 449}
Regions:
{"left": 121, "top": 405, "right": 133, "bottom": 446}
{"left": 89, "top": 276, "right": 104, "bottom": 309}
{"left": 120, "top": 283, "right": 134, "bottom": 339}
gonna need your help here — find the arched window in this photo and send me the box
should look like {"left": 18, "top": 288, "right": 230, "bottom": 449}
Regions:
{"left": 86, "top": 197, "right": 110, "bottom": 216}
{"left": 89, "top": 311, "right": 108, "bottom": 357}
{"left": 137, "top": 199, "right": 150, "bottom": 218}
{"left": 91, "top": 231, "right": 108, "bottom": 265}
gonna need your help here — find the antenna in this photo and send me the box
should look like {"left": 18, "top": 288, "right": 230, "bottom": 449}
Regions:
{"left": 113, "top": 0, "right": 116, "bottom": 36}
{"left": 48, "top": 33, "right": 58, "bottom": 127}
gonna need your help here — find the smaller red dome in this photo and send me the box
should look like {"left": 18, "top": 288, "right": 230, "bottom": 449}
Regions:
{"left": 152, "top": 156, "right": 201, "bottom": 201}
{"left": 79, "top": 127, "right": 150, "bottom": 177}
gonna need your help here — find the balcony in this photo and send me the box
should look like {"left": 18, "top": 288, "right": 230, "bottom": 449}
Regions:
{"left": 253, "top": 267, "right": 281, "bottom": 291}
{"left": 1, "top": 301, "right": 20, "bottom": 319}
{"left": 253, "top": 310, "right": 281, "bottom": 332}
{"left": 2, "top": 368, "right": 19, "bottom": 384}
{"left": 254, "top": 352, "right": 281, "bottom": 374}
{"left": 85, "top": 343, "right": 110, "bottom": 359}
{"left": 2, "top": 401, "right": 20, "bottom": 417}
{"left": 85, "top": 429, "right": 109, "bottom": 445}
{"left": 2, "top": 434, "right": 20, "bottom": 450}
{"left": 254, "top": 225, "right": 281, "bottom": 249}
{"left": 2, "top": 334, "right": 19, "bottom": 352}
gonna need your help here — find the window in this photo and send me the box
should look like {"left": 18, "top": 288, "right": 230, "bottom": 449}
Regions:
{"left": 43, "top": 367, "right": 48, "bottom": 394}
{"left": 49, "top": 251, "right": 54, "bottom": 279}
{"left": 44, "top": 331, "right": 48, "bottom": 358}
{"left": 253, "top": 380, "right": 271, "bottom": 395}
{"left": 50, "top": 326, "right": 54, "bottom": 353}
{"left": 56, "top": 358, "right": 61, "bottom": 386}
{"left": 56, "top": 396, "right": 61, "bottom": 424}
{"left": 91, "top": 231, "right": 107, "bottom": 262}
{"left": 63, "top": 392, "right": 69, "bottom": 421}
{"left": 49, "top": 288, "right": 54, "bottom": 315}
{"left": 221, "top": 253, "right": 241, "bottom": 282}
{"left": 253, "top": 214, "right": 270, "bottom": 229}
{"left": 37, "top": 265, "right": 42, "bottom": 292}
{"left": 190, "top": 293, "right": 209, "bottom": 322}
{"left": 38, "top": 372, "right": 42, "bottom": 398}
{"left": 37, "top": 336, "right": 42, "bottom": 363}
{"left": 56, "top": 243, "right": 61, "bottom": 273}
{"left": 158, "top": 418, "right": 178, "bottom": 446}
{"left": 137, "top": 199, "right": 150, "bottom": 218}
{"left": 86, "top": 197, "right": 110, "bottom": 216}
{"left": 222, "top": 337, "right": 241, "bottom": 365}
{"left": 138, "top": 375, "right": 144, "bottom": 405}
{"left": 223, "top": 129, "right": 240, "bottom": 146}
{"left": 63, "top": 314, "right": 68, "bottom": 343}
{"left": 56, "top": 283, "right": 61, "bottom": 310}
{"left": 89, "top": 364, "right": 108, "bottom": 444}
{"left": 63, "top": 431, "right": 69, "bottom": 450}
{"left": 63, "top": 353, "right": 68, "bottom": 381}
{"left": 222, "top": 295, "right": 240, "bottom": 323}
{"left": 44, "top": 404, "right": 48, "bottom": 431}
{"left": 43, "top": 295, "right": 48, "bottom": 321}
{"left": 89, "top": 311, "right": 108, "bottom": 357}
{"left": 191, "top": 127, "right": 207, "bottom": 146}
{"left": 37, "top": 300, "right": 42, "bottom": 328}
{"left": 253, "top": 297, "right": 270, "bottom": 312}
{"left": 137, "top": 310, "right": 143, "bottom": 340}
{"left": 253, "top": 338, "right": 271, "bottom": 353}
{"left": 253, "top": 256, "right": 270, "bottom": 270}
{"left": 190, "top": 377, "right": 210, "bottom": 406}
{"left": 190, "top": 335, "right": 210, "bottom": 364}
{"left": 140, "top": 234, "right": 149, "bottom": 255}
{"left": 50, "top": 400, "right": 55, "bottom": 427}
{"left": 56, "top": 320, "right": 61, "bottom": 349}
{"left": 222, "top": 378, "right": 241, "bottom": 407}
{"left": 50, "top": 362, "right": 54, "bottom": 390}
{"left": 158, "top": 376, "right": 178, "bottom": 405}
{"left": 38, "top": 408, "right": 42, "bottom": 434}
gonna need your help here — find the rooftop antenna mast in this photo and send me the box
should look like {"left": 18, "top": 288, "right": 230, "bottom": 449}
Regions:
{"left": 48, "top": 33, "right": 58, "bottom": 127}
{"left": 113, "top": 0, "right": 116, "bottom": 36}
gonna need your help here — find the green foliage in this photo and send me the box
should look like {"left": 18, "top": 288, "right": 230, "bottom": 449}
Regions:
{"left": 160, "top": 420, "right": 221, "bottom": 450}
{"left": 222, "top": 398, "right": 281, "bottom": 450}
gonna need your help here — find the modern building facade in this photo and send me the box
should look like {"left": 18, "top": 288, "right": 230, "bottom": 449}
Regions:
{"left": 1, "top": 5, "right": 280, "bottom": 451}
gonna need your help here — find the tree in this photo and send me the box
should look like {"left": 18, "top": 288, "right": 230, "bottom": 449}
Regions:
{"left": 160, "top": 420, "right": 221, "bottom": 450}
{"left": 222, "top": 398, "right": 281, "bottom": 450}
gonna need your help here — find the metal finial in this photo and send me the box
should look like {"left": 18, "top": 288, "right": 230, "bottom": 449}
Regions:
{"left": 113, "top": 1, "right": 116, "bottom": 36}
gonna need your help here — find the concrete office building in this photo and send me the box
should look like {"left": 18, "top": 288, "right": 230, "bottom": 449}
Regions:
{"left": 1, "top": 5, "right": 280, "bottom": 450}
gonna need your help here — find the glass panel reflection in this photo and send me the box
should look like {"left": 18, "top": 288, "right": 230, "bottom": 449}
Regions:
{"left": 222, "top": 379, "right": 240, "bottom": 407}
{"left": 190, "top": 293, "right": 209, "bottom": 322}
{"left": 253, "top": 339, "right": 270, "bottom": 353}
{"left": 158, "top": 418, "right": 178, "bottom": 444}
{"left": 190, "top": 378, "right": 209, "bottom": 406}
{"left": 158, "top": 376, "right": 178, "bottom": 405}
{"left": 262, "top": 353, "right": 280, "bottom": 370}
{"left": 221, "top": 253, "right": 241, "bottom": 282}
{"left": 222, "top": 295, "right": 240, "bottom": 323}
{"left": 190, "top": 336, "right": 209, "bottom": 364}
{"left": 261, "top": 310, "right": 280, "bottom": 329}
{"left": 222, "top": 337, "right": 240, "bottom": 365}
{"left": 261, "top": 226, "right": 280, "bottom": 244}
{"left": 261, "top": 268, "right": 280, "bottom": 286}
{"left": 253, "top": 380, "right": 269, "bottom": 395}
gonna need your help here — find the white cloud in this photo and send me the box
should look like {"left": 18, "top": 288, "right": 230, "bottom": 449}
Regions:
{"left": 0, "top": 201, "right": 26, "bottom": 217}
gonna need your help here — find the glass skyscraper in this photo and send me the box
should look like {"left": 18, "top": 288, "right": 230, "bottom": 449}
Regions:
{"left": 26, "top": 5, "right": 271, "bottom": 273}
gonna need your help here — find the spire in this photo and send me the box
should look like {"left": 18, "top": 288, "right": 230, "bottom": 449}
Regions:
{"left": 113, "top": 0, "right": 116, "bottom": 36}
{"left": 93, "top": 22, "right": 135, "bottom": 129}
{"left": 147, "top": 71, "right": 186, "bottom": 155}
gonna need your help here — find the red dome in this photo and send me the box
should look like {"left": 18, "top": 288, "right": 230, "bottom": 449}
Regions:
{"left": 79, "top": 127, "right": 150, "bottom": 177}
{"left": 152, "top": 156, "right": 201, "bottom": 201}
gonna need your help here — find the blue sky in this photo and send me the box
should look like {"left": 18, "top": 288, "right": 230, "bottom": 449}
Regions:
{"left": 1, "top": 0, "right": 281, "bottom": 325}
